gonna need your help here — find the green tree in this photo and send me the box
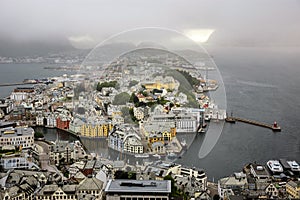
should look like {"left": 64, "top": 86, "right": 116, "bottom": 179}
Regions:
{"left": 34, "top": 131, "right": 44, "bottom": 139}
{"left": 164, "top": 175, "right": 187, "bottom": 199}
{"left": 96, "top": 81, "right": 118, "bottom": 91}
{"left": 113, "top": 92, "right": 130, "bottom": 105}
{"left": 129, "top": 80, "right": 139, "bottom": 87}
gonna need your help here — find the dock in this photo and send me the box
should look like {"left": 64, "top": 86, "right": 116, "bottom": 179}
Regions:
{"left": 226, "top": 116, "right": 281, "bottom": 132}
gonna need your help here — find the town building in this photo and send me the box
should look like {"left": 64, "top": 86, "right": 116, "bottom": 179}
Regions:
{"left": 265, "top": 183, "right": 279, "bottom": 199}
{"left": 69, "top": 118, "right": 85, "bottom": 134}
{"left": 112, "top": 114, "right": 125, "bottom": 125}
{"left": 0, "top": 153, "right": 39, "bottom": 170}
{"left": 142, "top": 76, "right": 179, "bottom": 91}
{"left": 80, "top": 121, "right": 113, "bottom": 138}
{"left": 218, "top": 172, "right": 248, "bottom": 199}
{"left": 50, "top": 140, "right": 87, "bottom": 165}
{"left": 45, "top": 113, "right": 57, "bottom": 128}
{"left": 0, "top": 126, "right": 34, "bottom": 148}
{"left": 36, "top": 113, "right": 44, "bottom": 126}
{"left": 0, "top": 99, "right": 14, "bottom": 115}
{"left": 133, "top": 107, "right": 146, "bottom": 120}
{"left": 35, "top": 176, "right": 104, "bottom": 200}
{"left": 286, "top": 180, "right": 300, "bottom": 199}
{"left": 56, "top": 115, "right": 71, "bottom": 129}
{"left": 10, "top": 87, "right": 35, "bottom": 102}
{"left": 105, "top": 179, "right": 171, "bottom": 200}
{"left": 108, "top": 127, "right": 144, "bottom": 154}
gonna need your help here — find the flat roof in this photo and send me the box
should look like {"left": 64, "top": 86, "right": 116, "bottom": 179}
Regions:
{"left": 105, "top": 179, "right": 171, "bottom": 194}
{"left": 0, "top": 127, "right": 34, "bottom": 137}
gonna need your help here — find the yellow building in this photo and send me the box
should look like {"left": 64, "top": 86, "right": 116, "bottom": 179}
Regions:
{"left": 80, "top": 123, "right": 113, "bottom": 138}
{"left": 147, "top": 129, "right": 176, "bottom": 144}
{"left": 286, "top": 181, "right": 300, "bottom": 199}
{"left": 143, "top": 76, "right": 178, "bottom": 91}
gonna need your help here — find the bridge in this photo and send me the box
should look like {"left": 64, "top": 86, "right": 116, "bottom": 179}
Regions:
{"left": 226, "top": 116, "right": 281, "bottom": 132}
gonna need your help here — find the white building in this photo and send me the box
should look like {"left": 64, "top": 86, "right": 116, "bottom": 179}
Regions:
{"left": 0, "top": 127, "right": 34, "bottom": 148}
{"left": 218, "top": 172, "right": 248, "bottom": 199}
{"left": 148, "top": 108, "right": 200, "bottom": 133}
{"left": 46, "top": 113, "right": 57, "bottom": 128}
{"left": 0, "top": 153, "right": 39, "bottom": 170}
{"left": 36, "top": 113, "right": 44, "bottom": 126}
{"left": 108, "top": 126, "right": 144, "bottom": 154}
{"left": 69, "top": 118, "right": 85, "bottom": 133}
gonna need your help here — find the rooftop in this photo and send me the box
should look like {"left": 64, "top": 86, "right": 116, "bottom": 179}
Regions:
{"left": 77, "top": 177, "right": 104, "bottom": 191}
{"left": 0, "top": 127, "right": 34, "bottom": 138}
{"left": 105, "top": 179, "right": 171, "bottom": 194}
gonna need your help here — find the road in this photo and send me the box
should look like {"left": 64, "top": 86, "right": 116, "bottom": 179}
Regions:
{"left": 34, "top": 141, "right": 62, "bottom": 176}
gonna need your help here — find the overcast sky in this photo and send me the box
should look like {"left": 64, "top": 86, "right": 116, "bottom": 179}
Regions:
{"left": 0, "top": 0, "right": 300, "bottom": 49}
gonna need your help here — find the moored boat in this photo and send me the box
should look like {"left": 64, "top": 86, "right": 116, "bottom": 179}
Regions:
{"left": 267, "top": 160, "right": 283, "bottom": 174}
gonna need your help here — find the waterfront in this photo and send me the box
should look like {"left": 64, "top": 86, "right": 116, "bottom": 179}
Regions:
{"left": 2, "top": 46, "right": 300, "bottom": 180}
{"left": 0, "top": 63, "right": 76, "bottom": 98}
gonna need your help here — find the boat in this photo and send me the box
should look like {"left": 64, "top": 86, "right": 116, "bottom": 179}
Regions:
{"left": 181, "top": 139, "right": 187, "bottom": 147}
{"left": 267, "top": 160, "right": 283, "bottom": 174}
{"left": 287, "top": 160, "right": 300, "bottom": 172}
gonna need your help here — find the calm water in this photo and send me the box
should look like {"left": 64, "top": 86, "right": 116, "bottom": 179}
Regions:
{"left": 1, "top": 46, "right": 300, "bottom": 180}
{"left": 0, "top": 63, "right": 75, "bottom": 98}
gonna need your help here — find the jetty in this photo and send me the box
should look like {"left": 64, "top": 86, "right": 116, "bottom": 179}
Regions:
{"left": 226, "top": 116, "right": 281, "bottom": 132}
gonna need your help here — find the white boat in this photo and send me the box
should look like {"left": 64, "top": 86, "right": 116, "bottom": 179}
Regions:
{"left": 181, "top": 139, "right": 187, "bottom": 147}
{"left": 267, "top": 160, "right": 283, "bottom": 174}
{"left": 287, "top": 160, "right": 300, "bottom": 172}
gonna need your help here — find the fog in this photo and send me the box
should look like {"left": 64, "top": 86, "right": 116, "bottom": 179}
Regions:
{"left": 0, "top": 0, "right": 299, "bottom": 53}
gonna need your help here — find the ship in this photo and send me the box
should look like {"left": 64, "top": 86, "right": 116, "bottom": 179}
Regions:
{"left": 267, "top": 160, "right": 283, "bottom": 174}
{"left": 287, "top": 160, "right": 300, "bottom": 172}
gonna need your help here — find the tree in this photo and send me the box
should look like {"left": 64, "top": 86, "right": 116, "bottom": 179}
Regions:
{"left": 129, "top": 80, "right": 139, "bottom": 87}
{"left": 96, "top": 81, "right": 118, "bottom": 91}
{"left": 34, "top": 131, "right": 44, "bottom": 139}
{"left": 164, "top": 175, "right": 187, "bottom": 199}
{"left": 113, "top": 92, "right": 130, "bottom": 105}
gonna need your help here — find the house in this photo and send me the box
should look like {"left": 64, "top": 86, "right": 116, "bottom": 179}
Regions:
{"left": 80, "top": 121, "right": 113, "bottom": 138}
{"left": 50, "top": 140, "right": 87, "bottom": 165}
{"left": 218, "top": 172, "right": 248, "bottom": 199}
{"left": 286, "top": 180, "right": 300, "bottom": 199}
{"left": 69, "top": 118, "right": 85, "bottom": 134}
{"left": 108, "top": 126, "right": 144, "bottom": 154}
{"left": 265, "top": 183, "right": 279, "bottom": 199}
{"left": 77, "top": 176, "right": 104, "bottom": 200}
{"left": 56, "top": 115, "right": 70, "bottom": 130}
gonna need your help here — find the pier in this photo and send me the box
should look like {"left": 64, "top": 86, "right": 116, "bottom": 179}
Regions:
{"left": 226, "top": 116, "right": 281, "bottom": 132}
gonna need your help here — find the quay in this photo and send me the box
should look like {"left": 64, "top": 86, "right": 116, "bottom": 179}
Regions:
{"left": 226, "top": 116, "right": 281, "bottom": 132}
